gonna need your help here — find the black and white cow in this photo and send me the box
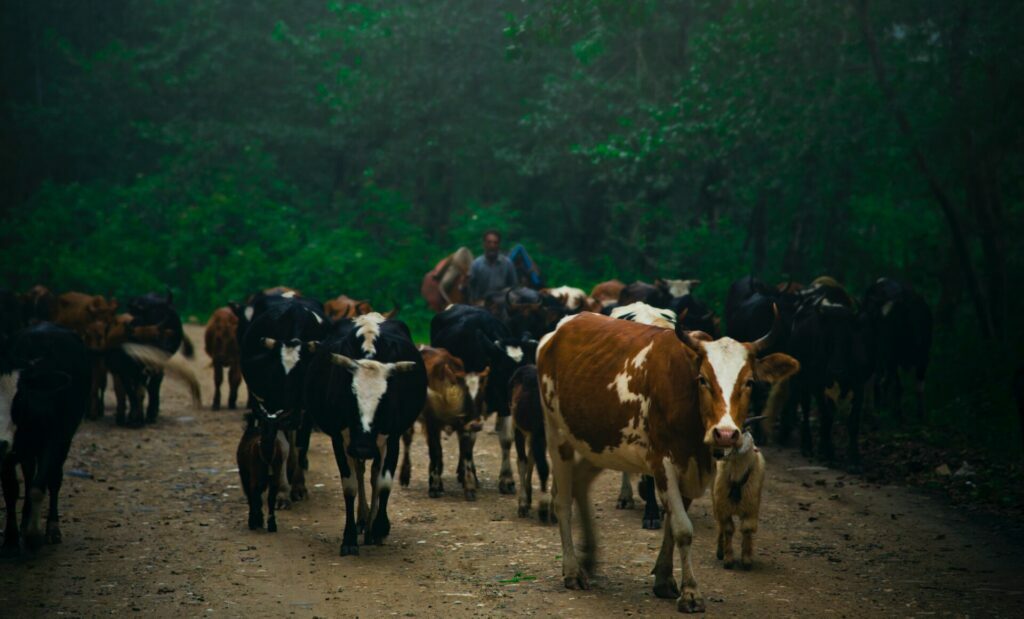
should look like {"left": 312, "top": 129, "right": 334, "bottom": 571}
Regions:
{"left": 240, "top": 297, "right": 328, "bottom": 503}
{"left": 430, "top": 304, "right": 533, "bottom": 495}
{"left": 1, "top": 323, "right": 90, "bottom": 552}
{"left": 304, "top": 313, "right": 426, "bottom": 555}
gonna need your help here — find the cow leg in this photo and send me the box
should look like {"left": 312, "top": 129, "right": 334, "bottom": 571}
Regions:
{"left": 127, "top": 378, "right": 145, "bottom": 428}
{"left": 23, "top": 458, "right": 47, "bottom": 550}
{"left": 891, "top": 370, "right": 904, "bottom": 419}
{"left": 817, "top": 391, "right": 836, "bottom": 463}
{"left": 355, "top": 460, "right": 369, "bottom": 533}
{"left": 720, "top": 516, "right": 736, "bottom": 568}
{"left": 640, "top": 475, "right": 661, "bottom": 530}
{"left": 616, "top": 472, "right": 635, "bottom": 509}
{"left": 2, "top": 457, "right": 19, "bottom": 553}
{"left": 739, "top": 514, "right": 757, "bottom": 570}
{"left": 212, "top": 363, "right": 223, "bottom": 411}
{"left": 44, "top": 441, "right": 72, "bottom": 544}
{"left": 457, "top": 427, "right": 479, "bottom": 501}
{"left": 425, "top": 416, "right": 444, "bottom": 498}
{"left": 660, "top": 462, "right": 704, "bottom": 613}
{"left": 799, "top": 385, "right": 813, "bottom": 458}
{"left": 89, "top": 359, "right": 106, "bottom": 419}
{"left": 331, "top": 434, "right": 359, "bottom": 556}
{"left": 112, "top": 372, "right": 126, "bottom": 426}
{"left": 496, "top": 415, "right": 515, "bottom": 494}
{"left": 145, "top": 371, "right": 163, "bottom": 423}
{"left": 292, "top": 418, "right": 311, "bottom": 502}
{"left": 533, "top": 431, "right": 554, "bottom": 524}
{"left": 368, "top": 437, "right": 398, "bottom": 546}
{"left": 653, "top": 515, "right": 680, "bottom": 599}
{"left": 847, "top": 385, "right": 864, "bottom": 473}
{"left": 515, "top": 428, "right": 532, "bottom": 516}
{"left": 228, "top": 361, "right": 241, "bottom": 410}
{"left": 572, "top": 459, "right": 602, "bottom": 577}
{"left": 548, "top": 434, "right": 586, "bottom": 589}
{"left": 275, "top": 431, "right": 292, "bottom": 510}
{"left": 914, "top": 371, "right": 926, "bottom": 419}
{"left": 399, "top": 426, "right": 414, "bottom": 487}
{"left": 239, "top": 449, "right": 262, "bottom": 530}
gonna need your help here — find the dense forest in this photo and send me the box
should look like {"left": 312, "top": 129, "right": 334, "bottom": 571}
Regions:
{"left": 2, "top": 1, "right": 1022, "bottom": 454}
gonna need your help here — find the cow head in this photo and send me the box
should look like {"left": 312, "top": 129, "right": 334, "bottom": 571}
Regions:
{"left": 679, "top": 308, "right": 799, "bottom": 458}
{"left": 330, "top": 353, "right": 419, "bottom": 460}
{"left": 250, "top": 399, "right": 290, "bottom": 463}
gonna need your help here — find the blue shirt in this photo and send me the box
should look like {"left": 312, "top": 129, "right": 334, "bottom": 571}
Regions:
{"left": 468, "top": 254, "right": 517, "bottom": 302}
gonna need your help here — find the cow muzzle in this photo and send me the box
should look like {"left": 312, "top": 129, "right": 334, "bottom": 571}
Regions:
{"left": 712, "top": 426, "right": 740, "bottom": 448}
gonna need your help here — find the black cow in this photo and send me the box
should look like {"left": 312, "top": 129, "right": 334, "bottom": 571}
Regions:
{"left": 482, "top": 287, "right": 562, "bottom": 341}
{"left": 785, "top": 287, "right": 872, "bottom": 468}
{"left": 619, "top": 280, "right": 673, "bottom": 309}
{"left": 667, "top": 294, "right": 721, "bottom": 338}
{"left": 241, "top": 297, "right": 328, "bottom": 503}
{"left": 430, "top": 304, "right": 533, "bottom": 495}
{"left": 0, "top": 290, "right": 26, "bottom": 353}
{"left": 725, "top": 276, "right": 799, "bottom": 350}
{"left": 510, "top": 364, "right": 556, "bottom": 523}
{"left": 1, "top": 323, "right": 90, "bottom": 552}
{"left": 304, "top": 313, "right": 426, "bottom": 555}
{"left": 862, "top": 278, "right": 932, "bottom": 419}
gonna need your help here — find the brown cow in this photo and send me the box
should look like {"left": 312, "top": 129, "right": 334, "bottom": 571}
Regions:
{"left": 590, "top": 280, "right": 625, "bottom": 308}
{"left": 324, "top": 295, "right": 374, "bottom": 322}
{"left": 53, "top": 292, "right": 119, "bottom": 419}
{"left": 537, "top": 311, "right": 797, "bottom": 612}
{"left": 421, "top": 247, "right": 473, "bottom": 312}
{"left": 205, "top": 307, "right": 242, "bottom": 410}
{"left": 401, "top": 346, "right": 489, "bottom": 500}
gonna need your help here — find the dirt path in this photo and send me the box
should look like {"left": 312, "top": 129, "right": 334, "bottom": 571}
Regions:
{"left": 3, "top": 325, "right": 1023, "bottom": 617}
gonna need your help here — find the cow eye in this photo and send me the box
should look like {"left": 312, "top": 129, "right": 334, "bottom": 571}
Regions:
{"left": 697, "top": 375, "right": 709, "bottom": 388}
{"left": 745, "top": 379, "right": 755, "bottom": 389}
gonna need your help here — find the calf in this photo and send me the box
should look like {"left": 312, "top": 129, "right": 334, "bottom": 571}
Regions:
{"left": 1, "top": 323, "right": 90, "bottom": 552}
{"left": 304, "top": 313, "right": 426, "bottom": 555}
{"left": 590, "top": 280, "right": 625, "bottom": 308}
{"left": 431, "top": 304, "right": 532, "bottom": 495}
{"left": 712, "top": 431, "right": 766, "bottom": 570}
{"left": 406, "top": 346, "right": 490, "bottom": 500}
{"left": 538, "top": 312, "right": 797, "bottom": 612}
{"left": 205, "top": 307, "right": 242, "bottom": 410}
{"left": 510, "top": 364, "right": 554, "bottom": 522}
{"left": 324, "top": 295, "right": 374, "bottom": 322}
{"left": 236, "top": 404, "right": 290, "bottom": 532}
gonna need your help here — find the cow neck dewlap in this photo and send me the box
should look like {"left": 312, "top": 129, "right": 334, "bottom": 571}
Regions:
{"left": 351, "top": 360, "right": 389, "bottom": 432}
{"left": 0, "top": 371, "right": 19, "bottom": 445}
{"left": 702, "top": 338, "right": 747, "bottom": 428}
{"left": 354, "top": 313, "right": 386, "bottom": 357}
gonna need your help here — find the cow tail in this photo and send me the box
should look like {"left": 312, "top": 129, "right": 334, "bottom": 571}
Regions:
{"left": 181, "top": 332, "right": 195, "bottom": 359}
{"left": 121, "top": 343, "right": 202, "bottom": 408}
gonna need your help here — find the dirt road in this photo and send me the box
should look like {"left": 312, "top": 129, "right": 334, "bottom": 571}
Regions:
{"left": 3, "top": 325, "right": 1023, "bottom": 617}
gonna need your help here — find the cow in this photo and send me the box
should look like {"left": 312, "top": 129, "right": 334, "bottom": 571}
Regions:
{"left": 403, "top": 346, "right": 490, "bottom": 500}
{"left": 231, "top": 286, "right": 304, "bottom": 353}
{"left": 712, "top": 431, "right": 766, "bottom": 570}
{"left": 236, "top": 403, "right": 290, "bottom": 532}
{"left": 619, "top": 280, "right": 672, "bottom": 309}
{"left": 862, "top": 278, "right": 932, "bottom": 419}
{"left": 52, "top": 292, "right": 119, "bottom": 419}
{"left": 421, "top": 247, "right": 473, "bottom": 312}
{"left": 510, "top": 364, "right": 555, "bottom": 523}
{"left": 1, "top": 323, "right": 90, "bottom": 552}
{"left": 537, "top": 311, "right": 798, "bottom": 612}
{"left": 785, "top": 283, "right": 872, "bottom": 467}
{"left": 304, "top": 313, "right": 426, "bottom": 555}
{"left": 205, "top": 307, "right": 242, "bottom": 411}
{"left": 542, "top": 286, "right": 600, "bottom": 314}
{"left": 0, "top": 290, "right": 25, "bottom": 351}
{"left": 19, "top": 285, "right": 56, "bottom": 324}
{"left": 240, "top": 296, "right": 327, "bottom": 503}
{"left": 324, "top": 295, "right": 374, "bottom": 322}
{"left": 481, "top": 287, "right": 557, "bottom": 341}
{"left": 590, "top": 280, "right": 625, "bottom": 308}
{"left": 430, "top": 304, "right": 533, "bottom": 495}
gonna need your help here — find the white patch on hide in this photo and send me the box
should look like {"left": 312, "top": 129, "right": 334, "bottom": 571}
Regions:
{"left": 281, "top": 343, "right": 301, "bottom": 375}
{"left": 703, "top": 337, "right": 747, "bottom": 431}
{"left": 611, "top": 302, "right": 676, "bottom": 329}
{"left": 350, "top": 360, "right": 391, "bottom": 433}
{"left": 281, "top": 291, "right": 297, "bottom": 298}
{"left": 244, "top": 306, "right": 254, "bottom": 321}
{"left": 505, "top": 346, "right": 523, "bottom": 364}
{"left": 0, "top": 371, "right": 20, "bottom": 447}
{"left": 353, "top": 313, "right": 386, "bottom": 357}
{"left": 882, "top": 301, "right": 894, "bottom": 317}
{"left": 465, "top": 373, "right": 481, "bottom": 401}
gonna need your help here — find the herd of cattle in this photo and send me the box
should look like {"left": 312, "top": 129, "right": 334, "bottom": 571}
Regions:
{"left": 0, "top": 263, "right": 931, "bottom": 613}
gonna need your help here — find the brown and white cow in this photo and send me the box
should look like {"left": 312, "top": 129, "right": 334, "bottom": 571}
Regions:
{"left": 542, "top": 286, "right": 601, "bottom": 313}
{"left": 205, "top": 307, "right": 242, "bottom": 410}
{"left": 589, "top": 280, "right": 625, "bottom": 308}
{"left": 323, "top": 295, "right": 374, "bottom": 322}
{"left": 537, "top": 311, "right": 797, "bottom": 612}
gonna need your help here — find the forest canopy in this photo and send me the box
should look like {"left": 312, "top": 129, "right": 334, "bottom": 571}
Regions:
{"left": 2, "top": 1, "right": 1022, "bottom": 451}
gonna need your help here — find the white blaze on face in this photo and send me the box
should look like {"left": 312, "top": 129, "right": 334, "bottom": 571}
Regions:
{"left": 465, "top": 372, "right": 482, "bottom": 401}
{"left": 281, "top": 343, "right": 301, "bottom": 375}
{"left": 281, "top": 290, "right": 297, "bottom": 298}
{"left": 505, "top": 346, "right": 523, "bottom": 364}
{"left": 244, "top": 306, "right": 254, "bottom": 321}
{"left": 702, "top": 338, "right": 748, "bottom": 432}
{"left": 350, "top": 360, "right": 392, "bottom": 432}
{"left": 0, "top": 371, "right": 19, "bottom": 447}
{"left": 354, "top": 313, "right": 386, "bottom": 357}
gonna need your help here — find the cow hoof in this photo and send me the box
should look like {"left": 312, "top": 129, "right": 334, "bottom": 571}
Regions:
{"left": 1, "top": 540, "right": 21, "bottom": 557}
{"left": 498, "top": 479, "right": 515, "bottom": 495}
{"left": 616, "top": 498, "right": 635, "bottom": 509}
{"left": 676, "top": 590, "right": 706, "bottom": 613}
{"left": 340, "top": 544, "right": 359, "bottom": 556}
{"left": 723, "top": 560, "right": 734, "bottom": 570}
{"left": 228, "top": 402, "right": 237, "bottom": 410}
{"left": 45, "top": 525, "right": 62, "bottom": 545}
{"left": 290, "top": 485, "right": 308, "bottom": 502}
{"left": 847, "top": 462, "right": 863, "bottom": 475}
{"left": 25, "top": 533, "right": 45, "bottom": 551}
{"left": 211, "top": 402, "right": 221, "bottom": 411}
{"left": 716, "top": 547, "right": 724, "bottom": 560}
{"left": 276, "top": 498, "right": 291, "bottom": 510}
{"left": 517, "top": 505, "right": 530, "bottom": 517}
{"left": 127, "top": 416, "right": 144, "bottom": 428}
{"left": 428, "top": 488, "right": 444, "bottom": 498}
{"left": 642, "top": 517, "right": 661, "bottom": 530}
{"left": 564, "top": 574, "right": 590, "bottom": 590}
{"left": 539, "top": 510, "right": 557, "bottom": 525}
{"left": 741, "top": 560, "right": 753, "bottom": 571}
{"left": 267, "top": 519, "right": 277, "bottom": 533}
{"left": 399, "top": 471, "right": 411, "bottom": 487}
{"left": 653, "top": 579, "right": 680, "bottom": 599}
{"left": 464, "top": 490, "right": 476, "bottom": 501}
{"left": 579, "top": 553, "right": 596, "bottom": 576}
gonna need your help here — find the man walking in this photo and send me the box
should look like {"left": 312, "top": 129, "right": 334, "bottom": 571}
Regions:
{"left": 468, "top": 229, "right": 517, "bottom": 303}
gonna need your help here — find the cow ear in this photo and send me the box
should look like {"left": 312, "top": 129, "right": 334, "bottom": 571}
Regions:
{"left": 330, "top": 353, "right": 359, "bottom": 373}
{"left": 757, "top": 353, "right": 800, "bottom": 383}
{"left": 478, "top": 366, "right": 491, "bottom": 378}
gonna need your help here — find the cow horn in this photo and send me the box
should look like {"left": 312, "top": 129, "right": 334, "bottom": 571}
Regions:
{"left": 389, "top": 361, "right": 418, "bottom": 374}
{"left": 261, "top": 337, "right": 277, "bottom": 349}
{"left": 383, "top": 301, "right": 401, "bottom": 319}
{"left": 330, "top": 353, "right": 359, "bottom": 371}
{"left": 751, "top": 303, "right": 781, "bottom": 354}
